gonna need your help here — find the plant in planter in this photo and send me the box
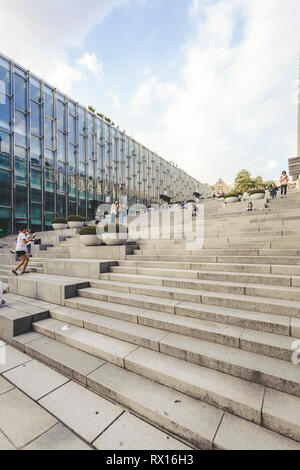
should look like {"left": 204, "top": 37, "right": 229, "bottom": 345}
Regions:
{"left": 67, "top": 215, "right": 85, "bottom": 229}
{"left": 79, "top": 225, "right": 102, "bottom": 246}
{"left": 249, "top": 189, "right": 266, "bottom": 200}
{"left": 224, "top": 193, "right": 240, "bottom": 203}
{"left": 98, "top": 223, "right": 128, "bottom": 246}
{"left": 52, "top": 217, "right": 68, "bottom": 230}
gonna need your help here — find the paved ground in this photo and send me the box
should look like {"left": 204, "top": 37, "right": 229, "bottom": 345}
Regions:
{"left": 0, "top": 294, "right": 191, "bottom": 451}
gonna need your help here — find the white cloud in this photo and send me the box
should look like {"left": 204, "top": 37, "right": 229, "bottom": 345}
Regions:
{"left": 268, "top": 160, "right": 278, "bottom": 171}
{"left": 131, "top": 0, "right": 300, "bottom": 184}
{"left": 76, "top": 52, "right": 102, "bottom": 78}
{"left": 0, "top": 0, "right": 124, "bottom": 93}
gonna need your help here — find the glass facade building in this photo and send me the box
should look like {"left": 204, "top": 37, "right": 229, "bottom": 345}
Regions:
{"left": 0, "top": 52, "right": 211, "bottom": 237}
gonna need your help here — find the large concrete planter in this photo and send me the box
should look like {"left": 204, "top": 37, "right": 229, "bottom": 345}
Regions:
{"left": 224, "top": 197, "right": 239, "bottom": 203}
{"left": 250, "top": 193, "right": 265, "bottom": 200}
{"left": 68, "top": 221, "right": 84, "bottom": 229}
{"left": 101, "top": 233, "right": 127, "bottom": 246}
{"left": 79, "top": 234, "right": 102, "bottom": 246}
{"left": 52, "top": 224, "right": 68, "bottom": 230}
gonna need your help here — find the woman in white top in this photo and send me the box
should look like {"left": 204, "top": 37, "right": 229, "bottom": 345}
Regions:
{"left": 12, "top": 227, "right": 34, "bottom": 276}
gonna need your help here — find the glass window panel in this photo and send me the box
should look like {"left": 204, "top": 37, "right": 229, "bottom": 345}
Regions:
{"left": 105, "top": 144, "right": 110, "bottom": 168}
{"left": 68, "top": 143, "right": 76, "bottom": 172}
{"left": 0, "top": 169, "right": 11, "bottom": 206}
{"left": 0, "top": 206, "right": 12, "bottom": 238}
{"left": 31, "top": 169, "right": 42, "bottom": 205}
{"left": 44, "top": 212, "right": 54, "bottom": 227}
{"left": 57, "top": 163, "right": 66, "bottom": 192}
{"left": 45, "top": 180, "right": 55, "bottom": 212}
{"left": 79, "top": 135, "right": 86, "bottom": 163}
{"left": 57, "top": 132, "right": 66, "bottom": 161}
{"left": 45, "top": 149, "right": 54, "bottom": 180}
{"left": 31, "top": 101, "right": 41, "bottom": 136}
{"left": 30, "top": 77, "right": 41, "bottom": 102}
{"left": 0, "top": 130, "right": 10, "bottom": 169}
{"left": 96, "top": 119, "right": 103, "bottom": 143}
{"left": 69, "top": 174, "right": 76, "bottom": 199}
{"left": 15, "top": 154, "right": 27, "bottom": 182}
{"left": 44, "top": 86, "right": 54, "bottom": 117}
{"left": 57, "top": 193, "right": 66, "bottom": 217}
{"left": 79, "top": 162, "right": 86, "bottom": 177}
{"left": 0, "top": 94, "right": 10, "bottom": 131}
{"left": 68, "top": 101, "right": 75, "bottom": 115}
{"left": 0, "top": 57, "right": 11, "bottom": 96}
{"left": 0, "top": 129, "right": 10, "bottom": 155}
{"left": 45, "top": 117, "right": 54, "bottom": 149}
{"left": 88, "top": 113, "right": 94, "bottom": 133}
{"left": 15, "top": 183, "right": 28, "bottom": 218}
{"left": 105, "top": 123, "right": 110, "bottom": 142}
{"left": 78, "top": 107, "right": 86, "bottom": 134}
{"left": 57, "top": 100, "right": 66, "bottom": 131}
{"left": 14, "top": 74, "right": 27, "bottom": 111}
{"left": 68, "top": 115, "right": 76, "bottom": 144}
{"left": 88, "top": 161, "right": 94, "bottom": 178}
{"left": 88, "top": 135, "right": 94, "bottom": 159}
{"left": 15, "top": 110, "right": 27, "bottom": 147}
{"left": 79, "top": 177, "right": 86, "bottom": 191}
{"left": 31, "top": 203, "right": 42, "bottom": 225}
{"left": 30, "top": 135, "right": 42, "bottom": 168}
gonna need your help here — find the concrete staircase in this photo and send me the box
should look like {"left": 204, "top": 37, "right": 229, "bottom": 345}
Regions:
{"left": 5, "top": 192, "right": 300, "bottom": 449}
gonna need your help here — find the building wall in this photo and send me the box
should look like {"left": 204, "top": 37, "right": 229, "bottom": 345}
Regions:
{"left": 214, "top": 179, "right": 231, "bottom": 195}
{"left": 0, "top": 53, "right": 211, "bottom": 236}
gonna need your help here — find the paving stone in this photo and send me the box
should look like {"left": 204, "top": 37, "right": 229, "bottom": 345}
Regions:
{"left": 94, "top": 412, "right": 192, "bottom": 450}
{"left": 0, "top": 376, "right": 14, "bottom": 395}
{"left": 24, "top": 423, "right": 91, "bottom": 450}
{"left": 0, "top": 345, "right": 32, "bottom": 374}
{"left": 4, "top": 360, "right": 69, "bottom": 400}
{"left": 0, "top": 388, "right": 57, "bottom": 448}
{"left": 0, "top": 431, "right": 15, "bottom": 450}
{"left": 39, "top": 381, "right": 123, "bottom": 443}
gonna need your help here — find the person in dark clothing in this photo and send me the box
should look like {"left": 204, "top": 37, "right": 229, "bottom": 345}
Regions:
{"left": 269, "top": 183, "right": 278, "bottom": 200}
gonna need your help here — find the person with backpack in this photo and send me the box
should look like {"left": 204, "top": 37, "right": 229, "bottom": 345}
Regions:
{"left": 11, "top": 227, "right": 34, "bottom": 276}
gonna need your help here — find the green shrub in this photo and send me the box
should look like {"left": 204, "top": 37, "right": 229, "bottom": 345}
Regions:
{"left": 67, "top": 215, "right": 85, "bottom": 222}
{"left": 98, "top": 223, "right": 128, "bottom": 234}
{"left": 104, "top": 211, "right": 109, "bottom": 216}
{"left": 186, "top": 200, "right": 195, "bottom": 203}
{"left": 249, "top": 189, "right": 266, "bottom": 195}
{"left": 224, "top": 193, "right": 240, "bottom": 199}
{"left": 52, "top": 217, "right": 67, "bottom": 224}
{"left": 79, "top": 225, "right": 96, "bottom": 235}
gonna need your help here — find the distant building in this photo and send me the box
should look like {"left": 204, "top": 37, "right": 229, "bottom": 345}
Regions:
{"left": 214, "top": 178, "right": 232, "bottom": 195}
{"left": 289, "top": 56, "right": 300, "bottom": 180}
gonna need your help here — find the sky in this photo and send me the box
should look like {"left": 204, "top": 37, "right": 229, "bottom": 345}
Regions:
{"left": 0, "top": 0, "right": 299, "bottom": 185}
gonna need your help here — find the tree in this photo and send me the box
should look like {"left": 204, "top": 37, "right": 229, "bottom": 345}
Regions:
{"left": 233, "top": 170, "right": 253, "bottom": 194}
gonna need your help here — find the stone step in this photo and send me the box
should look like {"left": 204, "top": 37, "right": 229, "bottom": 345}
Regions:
{"left": 107, "top": 267, "right": 295, "bottom": 287}
{"left": 64, "top": 295, "right": 294, "bottom": 337}
{"left": 48, "top": 305, "right": 300, "bottom": 394}
{"left": 30, "top": 319, "right": 300, "bottom": 442}
{"left": 91, "top": 275, "right": 300, "bottom": 302}
{"left": 76, "top": 289, "right": 296, "bottom": 362}
{"left": 30, "top": 318, "right": 267, "bottom": 425}
{"left": 16, "top": 334, "right": 300, "bottom": 449}
{"left": 127, "top": 254, "right": 300, "bottom": 265}
{"left": 117, "top": 259, "right": 300, "bottom": 276}
{"left": 77, "top": 285, "right": 300, "bottom": 318}
{"left": 134, "top": 249, "right": 300, "bottom": 257}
